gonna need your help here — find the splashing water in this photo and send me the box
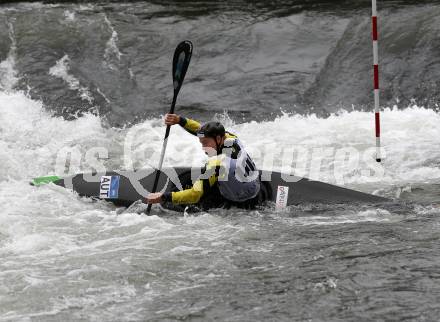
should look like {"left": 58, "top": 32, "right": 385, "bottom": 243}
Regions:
{"left": 0, "top": 22, "right": 19, "bottom": 91}
{"left": 1, "top": 2, "right": 440, "bottom": 321}
{"left": 49, "top": 55, "right": 94, "bottom": 104}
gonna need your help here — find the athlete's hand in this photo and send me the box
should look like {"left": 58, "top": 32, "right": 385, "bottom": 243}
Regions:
{"left": 164, "top": 114, "right": 180, "bottom": 126}
{"left": 145, "top": 192, "right": 162, "bottom": 204}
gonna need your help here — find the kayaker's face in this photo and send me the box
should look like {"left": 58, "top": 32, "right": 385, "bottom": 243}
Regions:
{"left": 199, "top": 136, "right": 222, "bottom": 156}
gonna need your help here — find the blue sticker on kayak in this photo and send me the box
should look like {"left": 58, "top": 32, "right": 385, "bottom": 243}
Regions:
{"left": 100, "top": 175, "right": 120, "bottom": 199}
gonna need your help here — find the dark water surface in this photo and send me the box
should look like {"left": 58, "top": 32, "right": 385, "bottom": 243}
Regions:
{"left": 0, "top": 1, "right": 440, "bottom": 321}
{"left": 0, "top": 0, "right": 440, "bottom": 124}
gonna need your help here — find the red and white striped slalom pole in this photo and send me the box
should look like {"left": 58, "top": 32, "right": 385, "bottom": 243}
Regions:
{"left": 372, "top": 0, "right": 381, "bottom": 162}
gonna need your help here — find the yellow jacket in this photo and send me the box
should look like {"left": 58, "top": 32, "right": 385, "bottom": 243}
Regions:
{"left": 163, "top": 117, "right": 237, "bottom": 204}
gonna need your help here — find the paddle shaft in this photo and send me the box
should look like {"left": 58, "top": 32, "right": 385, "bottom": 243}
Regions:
{"left": 146, "top": 40, "right": 192, "bottom": 214}
{"left": 148, "top": 95, "right": 177, "bottom": 191}
{"left": 146, "top": 94, "right": 178, "bottom": 213}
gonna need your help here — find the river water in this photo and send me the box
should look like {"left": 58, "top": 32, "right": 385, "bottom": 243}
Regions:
{"left": 1, "top": 1, "right": 440, "bottom": 321}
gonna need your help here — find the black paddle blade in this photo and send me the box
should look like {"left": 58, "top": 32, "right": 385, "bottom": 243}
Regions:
{"left": 172, "top": 40, "right": 193, "bottom": 93}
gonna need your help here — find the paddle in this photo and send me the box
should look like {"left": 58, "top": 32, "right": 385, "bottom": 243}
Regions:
{"left": 146, "top": 40, "right": 193, "bottom": 214}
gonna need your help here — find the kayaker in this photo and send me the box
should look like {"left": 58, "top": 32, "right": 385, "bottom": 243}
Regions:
{"left": 145, "top": 114, "right": 262, "bottom": 209}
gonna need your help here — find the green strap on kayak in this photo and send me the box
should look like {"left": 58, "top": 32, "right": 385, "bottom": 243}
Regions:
{"left": 30, "top": 175, "right": 61, "bottom": 186}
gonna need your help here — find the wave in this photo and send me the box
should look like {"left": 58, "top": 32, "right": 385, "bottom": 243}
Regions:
{"left": 0, "top": 90, "right": 438, "bottom": 188}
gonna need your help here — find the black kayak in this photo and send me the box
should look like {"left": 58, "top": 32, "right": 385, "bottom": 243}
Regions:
{"left": 30, "top": 167, "right": 388, "bottom": 211}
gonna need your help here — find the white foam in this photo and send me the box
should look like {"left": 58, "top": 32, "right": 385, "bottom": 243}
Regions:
{"left": 314, "top": 277, "right": 338, "bottom": 291}
{"left": 115, "top": 212, "right": 155, "bottom": 227}
{"left": 0, "top": 22, "right": 19, "bottom": 92}
{"left": 96, "top": 87, "right": 111, "bottom": 103}
{"left": 78, "top": 4, "right": 95, "bottom": 11}
{"left": 1, "top": 88, "right": 439, "bottom": 187}
{"left": 0, "top": 91, "right": 112, "bottom": 181}
{"left": 169, "top": 245, "right": 203, "bottom": 253}
{"left": 5, "top": 233, "right": 53, "bottom": 253}
{"left": 63, "top": 10, "right": 75, "bottom": 21}
{"left": 0, "top": 92, "right": 439, "bottom": 269}
{"left": 116, "top": 106, "right": 440, "bottom": 188}
{"left": 103, "top": 15, "right": 122, "bottom": 69}
{"left": 96, "top": 106, "right": 440, "bottom": 189}
{"left": 231, "top": 106, "right": 440, "bottom": 185}
{"left": 49, "top": 55, "right": 94, "bottom": 103}
{"left": 285, "top": 208, "right": 397, "bottom": 226}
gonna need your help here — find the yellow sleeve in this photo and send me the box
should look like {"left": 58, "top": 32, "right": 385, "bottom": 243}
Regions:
{"left": 171, "top": 157, "right": 221, "bottom": 204}
{"left": 179, "top": 117, "right": 201, "bottom": 136}
{"left": 171, "top": 179, "right": 204, "bottom": 204}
